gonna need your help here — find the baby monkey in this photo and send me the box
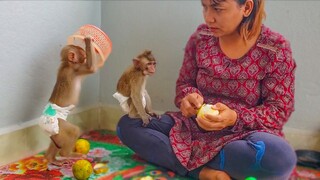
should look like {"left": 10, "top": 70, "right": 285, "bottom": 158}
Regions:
{"left": 39, "top": 37, "right": 98, "bottom": 165}
{"left": 113, "top": 50, "right": 159, "bottom": 126}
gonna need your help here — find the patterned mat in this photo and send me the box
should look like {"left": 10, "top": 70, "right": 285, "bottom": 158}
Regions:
{"left": 0, "top": 129, "right": 319, "bottom": 180}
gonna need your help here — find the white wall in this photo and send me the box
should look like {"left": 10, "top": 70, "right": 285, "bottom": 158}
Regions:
{"left": 0, "top": 1, "right": 319, "bottom": 135}
{"left": 0, "top": 1, "right": 101, "bottom": 133}
{"left": 100, "top": 1, "right": 320, "bottom": 132}
{"left": 264, "top": 1, "right": 320, "bottom": 131}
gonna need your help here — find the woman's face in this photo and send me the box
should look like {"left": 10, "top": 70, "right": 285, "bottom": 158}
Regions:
{"left": 201, "top": 0, "right": 246, "bottom": 37}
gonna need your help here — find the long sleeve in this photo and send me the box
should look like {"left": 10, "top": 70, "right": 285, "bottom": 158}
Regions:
{"left": 174, "top": 33, "right": 202, "bottom": 108}
{"left": 232, "top": 40, "right": 296, "bottom": 134}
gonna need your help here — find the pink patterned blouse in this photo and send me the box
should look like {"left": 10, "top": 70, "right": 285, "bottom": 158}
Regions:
{"left": 167, "top": 24, "right": 296, "bottom": 170}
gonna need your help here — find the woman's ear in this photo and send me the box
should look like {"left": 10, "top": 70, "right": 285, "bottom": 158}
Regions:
{"left": 243, "top": 0, "right": 254, "bottom": 17}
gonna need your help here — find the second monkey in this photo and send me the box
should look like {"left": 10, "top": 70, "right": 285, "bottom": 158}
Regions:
{"left": 113, "top": 50, "right": 159, "bottom": 126}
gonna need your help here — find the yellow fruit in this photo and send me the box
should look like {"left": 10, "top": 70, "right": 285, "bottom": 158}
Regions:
{"left": 93, "top": 163, "right": 109, "bottom": 174}
{"left": 197, "top": 104, "right": 219, "bottom": 121}
{"left": 72, "top": 159, "right": 93, "bottom": 180}
{"left": 75, "top": 139, "right": 90, "bottom": 154}
{"left": 140, "top": 176, "right": 154, "bottom": 180}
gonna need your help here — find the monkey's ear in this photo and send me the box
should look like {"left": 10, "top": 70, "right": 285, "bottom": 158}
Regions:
{"left": 67, "top": 51, "right": 76, "bottom": 62}
{"left": 132, "top": 58, "right": 140, "bottom": 68}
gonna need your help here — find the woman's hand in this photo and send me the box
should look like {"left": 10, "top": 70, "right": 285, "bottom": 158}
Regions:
{"left": 180, "top": 93, "right": 203, "bottom": 118}
{"left": 196, "top": 102, "right": 237, "bottom": 131}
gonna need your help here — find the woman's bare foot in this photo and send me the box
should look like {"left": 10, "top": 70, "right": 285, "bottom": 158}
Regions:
{"left": 199, "top": 167, "right": 231, "bottom": 180}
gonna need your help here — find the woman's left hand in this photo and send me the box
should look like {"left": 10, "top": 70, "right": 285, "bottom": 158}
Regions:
{"left": 196, "top": 102, "right": 237, "bottom": 131}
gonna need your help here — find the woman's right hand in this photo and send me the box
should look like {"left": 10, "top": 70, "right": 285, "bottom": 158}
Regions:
{"left": 180, "top": 93, "right": 203, "bottom": 117}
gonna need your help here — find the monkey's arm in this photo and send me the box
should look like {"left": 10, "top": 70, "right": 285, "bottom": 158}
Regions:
{"left": 130, "top": 78, "right": 151, "bottom": 126}
{"left": 144, "top": 90, "right": 159, "bottom": 118}
{"left": 85, "top": 37, "right": 98, "bottom": 72}
{"left": 77, "top": 37, "right": 98, "bottom": 74}
{"left": 144, "top": 90, "right": 152, "bottom": 112}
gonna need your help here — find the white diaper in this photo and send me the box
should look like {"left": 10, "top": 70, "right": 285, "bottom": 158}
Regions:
{"left": 39, "top": 103, "right": 75, "bottom": 136}
{"left": 113, "top": 91, "right": 146, "bottom": 113}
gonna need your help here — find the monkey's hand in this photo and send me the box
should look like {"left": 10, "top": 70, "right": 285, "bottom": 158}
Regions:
{"left": 84, "top": 37, "right": 92, "bottom": 50}
{"left": 148, "top": 111, "right": 161, "bottom": 119}
{"left": 84, "top": 36, "right": 93, "bottom": 43}
{"left": 141, "top": 114, "right": 152, "bottom": 127}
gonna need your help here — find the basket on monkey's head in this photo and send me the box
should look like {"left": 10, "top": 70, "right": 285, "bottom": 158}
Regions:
{"left": 67, "top": 24, "right": 112, "bottom": 67}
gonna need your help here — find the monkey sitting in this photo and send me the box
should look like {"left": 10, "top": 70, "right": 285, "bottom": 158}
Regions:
{"left": 113, "top": 50, "right": 159, "bottom": 126}
{"left": 39, "top": 37, "right": 99, "bottom": 165}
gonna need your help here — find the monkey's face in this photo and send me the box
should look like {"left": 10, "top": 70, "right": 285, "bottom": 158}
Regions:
{"left": 144, "top": 61, "right": 156, "bottom": 75}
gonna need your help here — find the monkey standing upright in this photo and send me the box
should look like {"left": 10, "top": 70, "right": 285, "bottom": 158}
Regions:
{"left": 39, "top": 37, "right": 99, "bottom": 165}
{"left": 113, "top": 50, "right": 159, "bottom": 126}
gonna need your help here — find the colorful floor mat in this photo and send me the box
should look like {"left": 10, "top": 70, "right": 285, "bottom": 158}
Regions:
{"left": 0, "top": 129, "right": 319, "bottom": 180}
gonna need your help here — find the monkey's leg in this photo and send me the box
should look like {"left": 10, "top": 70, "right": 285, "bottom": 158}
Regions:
{"left": 47, "top": 133, "right": 75, "bottom": 166}
{"left": 128, "top": 99, "right": 151, "bottom": 126}
{"left": 44, "top": 141, "right": 60, "bottom": 165}
{"left": 57, "top": 120, "right": 85, "bottom": 158}
{"left": 44, "top": 137, "right": 73, "bottom": 166}
{"left": 128, "top": 103, "right": 139, "bottom": 118}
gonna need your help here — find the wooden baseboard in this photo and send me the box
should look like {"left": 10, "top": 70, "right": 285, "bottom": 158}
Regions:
{"left": 284, "top": 126, "right": 320, "bottom": 151}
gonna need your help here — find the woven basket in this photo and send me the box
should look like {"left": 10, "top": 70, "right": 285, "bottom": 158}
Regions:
{"left": 67, "top": 24, "right": 112, "bottom": 67}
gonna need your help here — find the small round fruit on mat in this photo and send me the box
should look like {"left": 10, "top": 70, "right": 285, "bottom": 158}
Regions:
{"left": 140, "top": 176, "right": 154, "bottom": 180}
{"left": 72, "top": 159, "right": 93, "bottom": 180}
{"left": 75, "top": 139, "right": 90, "bottom": 154}
{"left": 93, "top": 163, "right": 109, "bottom": 174}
